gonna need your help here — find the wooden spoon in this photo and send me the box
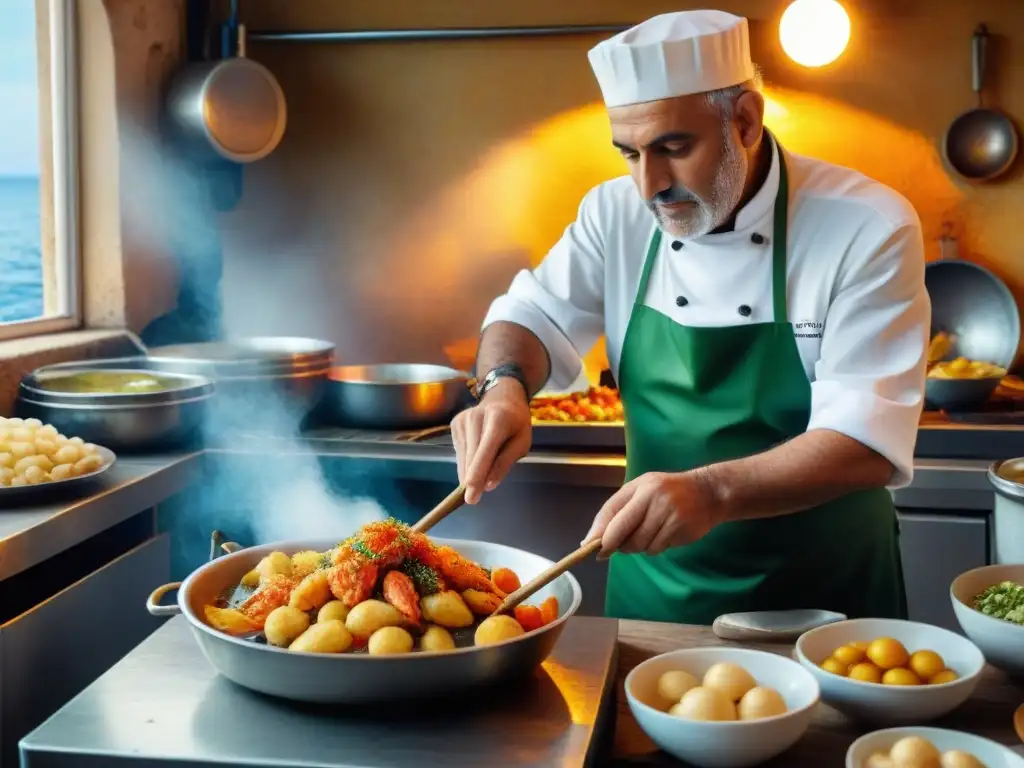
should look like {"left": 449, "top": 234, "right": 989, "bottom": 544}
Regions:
{"left": 1014, "top": 702, "right": 1024, "bottom": 745}
{"left": 411, "top": 483, "right": 467, "bottom": 534}
{"left": 493, "top": 538, "right": 603, "bottom": 615}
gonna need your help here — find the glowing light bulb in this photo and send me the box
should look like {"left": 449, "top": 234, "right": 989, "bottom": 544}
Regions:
{"left": 779, "top": 0, "right": 851, "bottom": 68}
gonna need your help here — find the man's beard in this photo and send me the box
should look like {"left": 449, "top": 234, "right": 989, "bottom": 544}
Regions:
{"left": 646, "top": 133, "right": 748, "bottom": 240}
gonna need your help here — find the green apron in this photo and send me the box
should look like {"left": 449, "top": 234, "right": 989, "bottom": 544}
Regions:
{"left": 605, "top": 138, "right": 907, "bottom": 625}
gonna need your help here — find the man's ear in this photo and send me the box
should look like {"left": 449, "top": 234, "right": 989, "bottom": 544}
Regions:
{"left": 733, "top": 90, "right": 765, "bottom": 149}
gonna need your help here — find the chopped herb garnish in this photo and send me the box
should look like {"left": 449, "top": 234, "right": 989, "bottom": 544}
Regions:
{"left": 973, "top": 580, "right": 1024, "bottom": 625}
{"left": 402, "top": 558, "right": 443, "bottom": 595}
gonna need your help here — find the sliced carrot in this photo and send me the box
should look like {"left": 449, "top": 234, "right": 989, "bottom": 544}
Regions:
{"left": 491, "top": 567, "right": 521, "bottom": 595}
{"left": 539, "top": 596, "right": 560, "bottom": 625}
{"left": 514, "top": 604, "right": 544, "bottom": 632}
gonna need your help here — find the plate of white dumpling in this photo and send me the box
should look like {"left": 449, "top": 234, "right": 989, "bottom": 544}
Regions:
{"left": 0, "top": 417, "right": 115, "bottom": 498}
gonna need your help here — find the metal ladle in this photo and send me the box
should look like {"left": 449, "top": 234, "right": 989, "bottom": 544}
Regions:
{"left": 943, "top": 24, "right": 1019, "bottom": 182}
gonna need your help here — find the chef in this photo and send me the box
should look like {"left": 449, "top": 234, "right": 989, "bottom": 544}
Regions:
{"left": 452, "top": 10, "right": 930, "bottom": 624}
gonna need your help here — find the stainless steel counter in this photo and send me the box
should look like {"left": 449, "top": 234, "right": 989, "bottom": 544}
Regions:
{"left": 0, "top": 451, "right": 204, "bottom": 581}
{"left": 20, "top": 614, "right": 620, "bottom": 768}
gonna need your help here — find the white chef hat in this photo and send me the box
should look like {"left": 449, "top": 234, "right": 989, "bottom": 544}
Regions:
{"left": 588, "top": 10, "right": 755, "bottom": 108}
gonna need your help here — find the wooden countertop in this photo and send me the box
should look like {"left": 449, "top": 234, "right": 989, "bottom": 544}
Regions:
{"left": 610, "top": 620, "right": 1024, "bottom": 766}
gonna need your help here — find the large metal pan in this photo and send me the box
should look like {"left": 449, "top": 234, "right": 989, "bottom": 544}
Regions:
{"left": 323, "top": 364, "right": 474, "bottom": 430}
{"left": 942, "top": 24, "right": 1019, "bottom": 183}
{"left": 146, "top": 537, "right": 582, "bottom": 704}
{"left": 924, "top": 236, "right": 1021, "bottom": 411}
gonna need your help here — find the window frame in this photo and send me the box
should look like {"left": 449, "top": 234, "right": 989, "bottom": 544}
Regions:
{"left": 0, "top": 0, "right": 81, "bottom": 342}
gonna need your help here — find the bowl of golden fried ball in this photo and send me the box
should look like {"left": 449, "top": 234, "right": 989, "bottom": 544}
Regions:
{"left": 0, "top": 417, "right": 114, "bottom": 495}
{"left": 795, "top": 618, "right": 985, "bottom": 725}
{"left": 926, "top": 355, "right": 1008, "bottom": 412}
{"left": 625, "top": 647, "right": 820, "bottom": 768}
{"left": 847, "top": 727, "right": 1024, "bottom": 768}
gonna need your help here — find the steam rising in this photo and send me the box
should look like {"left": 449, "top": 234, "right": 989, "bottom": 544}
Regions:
{"left": 118, "top": 122, "right": 390, "bottom": 553}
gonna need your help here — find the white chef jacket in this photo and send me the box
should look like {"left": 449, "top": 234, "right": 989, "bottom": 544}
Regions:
{"left": 481, "top": 139, "right": 930, "bottom": 488}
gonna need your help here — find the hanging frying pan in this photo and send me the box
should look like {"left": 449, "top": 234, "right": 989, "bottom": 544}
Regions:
{"left": 942, "top": 24, "right": 1019, "bottom": 182}
{"left": 164, "top": 2, "right": 287, "bottom": 164}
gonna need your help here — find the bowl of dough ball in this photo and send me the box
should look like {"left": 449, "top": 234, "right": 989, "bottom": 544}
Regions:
{"left": 847, "top": 727, "right": 1024, "bottom": 768}
{"left": 795, "top": 618, "right": 984, "bottom": 726}
{"left": 624, "top": 647, "right": 820, "bottom": 768}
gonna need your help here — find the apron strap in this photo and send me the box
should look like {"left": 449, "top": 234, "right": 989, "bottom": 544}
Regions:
{"left": 770, "top": 134, "right": 790, "bottom": 323}
{"left": 635, "top": 227, "right": 663, "bottom": 308}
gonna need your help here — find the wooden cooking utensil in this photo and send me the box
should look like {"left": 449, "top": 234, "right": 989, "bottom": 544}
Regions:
{"left": 1014, "top": 702, "right": 1024, "bottom": 745}
{"left": 396, "top": 425, "right": 451, "bottom": 442}
{"left": 494, "top": 538, "right": 603, "bottom": 615}
{"left": 410, "top": 483, "right": 467, "bottom": 534}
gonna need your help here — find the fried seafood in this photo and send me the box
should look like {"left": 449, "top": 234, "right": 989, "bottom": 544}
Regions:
{"left": 203, "top": 518, "right": 563, "bottom": 654}
{"left": 326, "top": 550, "right": 379, "bottom": 608}
{"left": 241, "top": 574, "right": 299, "bottom": 626}
{"left": 382, "top": 569, "right": 421, "bottom": 624}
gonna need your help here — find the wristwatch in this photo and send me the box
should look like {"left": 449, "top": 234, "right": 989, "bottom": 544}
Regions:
{"left": 475, "top": 362, "right": 530, "bottom": 402}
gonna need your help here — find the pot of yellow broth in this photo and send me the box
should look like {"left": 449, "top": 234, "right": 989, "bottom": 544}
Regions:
{"left": 16, "top": 362, "right": 215, "bottom": 451}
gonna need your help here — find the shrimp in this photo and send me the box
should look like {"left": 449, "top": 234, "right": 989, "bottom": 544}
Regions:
{"left": 240, "top": 574, "right": 298, "bottom": 627}
{"left": 327, "top": 550, "right": 379, "bottom": 608}
{"left": 382, "top": 569, "right": 421, "bottom": 624}
{"left": 435, "top": 545, "right": 495, "bottom": 593}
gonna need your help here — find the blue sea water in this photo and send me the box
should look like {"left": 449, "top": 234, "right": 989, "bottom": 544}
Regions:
{"left": 0, "top": 176, "right": 43, "bottom": 323}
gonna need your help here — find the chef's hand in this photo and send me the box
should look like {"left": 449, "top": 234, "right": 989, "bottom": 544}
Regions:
{"left": 582, "top": 470, "right": 723, "bottom": 558}
{"left": 451, "top": 378, "right": 533, "bottom": 505}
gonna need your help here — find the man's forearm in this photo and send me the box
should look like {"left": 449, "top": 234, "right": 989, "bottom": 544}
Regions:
{"left": 475, "top": 321, "right": 551, "bottom": 397}
{"left": 699, "top": 429, "right": 895, "bottom": 524}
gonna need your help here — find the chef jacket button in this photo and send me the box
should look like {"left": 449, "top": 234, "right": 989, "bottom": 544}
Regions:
{"left": 751, "top": 233, "right": 766, "bottom": 245}
{"left": 671, "top": 240, "right": 684, "bottom": 251}
{"left": 676, "top": 295, "right": 688, "bottom": 307}
{"left": 738, "top": 305, "right": 752, "bottom": 317}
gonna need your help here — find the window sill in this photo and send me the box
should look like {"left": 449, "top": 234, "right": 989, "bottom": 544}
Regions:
{"left": 0, "top": 328, "right": 145, "bottom": 416}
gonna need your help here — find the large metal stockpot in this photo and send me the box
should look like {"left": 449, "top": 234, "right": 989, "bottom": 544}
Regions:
{"left": 16, "top": 365, "right": 214, "bottom": 451}
{"left": 146, "top": 537, "right": 582, "bottom": 704}
{"left": 987, "top": 458, "right": 1024, "bottom": 564}
{"left": 147, "top": 337, "right": 336, "bottom": 434}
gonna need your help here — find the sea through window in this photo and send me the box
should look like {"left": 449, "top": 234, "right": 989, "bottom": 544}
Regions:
{"left": 0, "top": 0, "right": 79, "bottom": 341}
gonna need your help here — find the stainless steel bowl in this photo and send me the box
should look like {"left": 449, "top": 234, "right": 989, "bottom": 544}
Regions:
{"left": 146, "top": 537, "right": 582, "bottom": 704}
{"left": 323, "top": 364, "right": 472, "bottom": 430}
{"left": 16, "top": 366, "right": 214, "bottom": 451}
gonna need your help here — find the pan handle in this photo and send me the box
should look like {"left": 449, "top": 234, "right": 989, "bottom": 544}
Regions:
{"left": 146, "top": 582, "right": 183, "bottom": 617}
{"left": 972, "top": 24, "right": 988, "bottom": 100}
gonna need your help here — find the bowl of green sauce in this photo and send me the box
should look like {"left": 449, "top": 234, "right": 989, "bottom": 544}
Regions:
{"left": 950, "top": 564, "right": 1024, "bottom": 678}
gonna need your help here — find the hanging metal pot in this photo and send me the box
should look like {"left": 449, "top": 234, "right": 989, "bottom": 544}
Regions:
{"left": 165, "top": 15, "right": 287, "bottom": 164}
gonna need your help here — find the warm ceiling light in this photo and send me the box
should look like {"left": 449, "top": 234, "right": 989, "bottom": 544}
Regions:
{"left": 779, "top": 0, "right": 851, "bottom": 68}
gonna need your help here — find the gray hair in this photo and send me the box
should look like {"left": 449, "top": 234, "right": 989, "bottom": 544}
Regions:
{"left": 704, "top": 67, "right": 764, "bottom": 119}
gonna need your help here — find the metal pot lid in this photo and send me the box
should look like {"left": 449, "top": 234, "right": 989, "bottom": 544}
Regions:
{"left": 988, "top": 458, "right": 1024, "bottom": 501}
{"left": 147, "top": 337, "right": 335, "bottom": 377}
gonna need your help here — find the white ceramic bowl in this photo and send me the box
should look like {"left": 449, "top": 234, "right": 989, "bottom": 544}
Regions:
{"left": 951, "top": 564, "right": 1024, "bottom": 678}
{"left": 847, "top": 727, "right": 1024, "bottom": 768}
{"left": 625, "top": 647, "right": 819, "bottom": 768}
{"left": 794, "top": 618, "right": 985, "bottom": 725}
